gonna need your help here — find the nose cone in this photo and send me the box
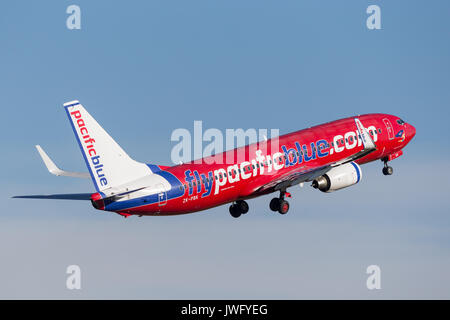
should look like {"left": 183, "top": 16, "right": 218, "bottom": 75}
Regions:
{"left": 405, "top": 123, "right": 416, "bottom": 143}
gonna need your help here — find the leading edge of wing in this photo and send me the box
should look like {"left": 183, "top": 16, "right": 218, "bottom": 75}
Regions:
{"left": 250, "top": 164, "right": 332, "bottom": 195}
{"left": 12, "top": 193, "right": 92, "bottom": 200}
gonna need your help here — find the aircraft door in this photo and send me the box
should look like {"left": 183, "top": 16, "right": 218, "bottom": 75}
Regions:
{"left": 383, "top": 118, "right": 394, "bottom": 140}
{"left": 157, "top": 183, "right": 167, "bottom": 206}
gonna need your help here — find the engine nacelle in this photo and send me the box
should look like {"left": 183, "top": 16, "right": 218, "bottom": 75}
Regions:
{"left": 312, "top": 162, "right": 362, "bottom": 192}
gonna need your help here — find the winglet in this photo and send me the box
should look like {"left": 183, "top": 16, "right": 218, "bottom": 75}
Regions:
{"left": 355, "top": 118, "right": 376, "bottom": 150}
{"left": 35, "top": 145, "right": 90, "bottom": 178}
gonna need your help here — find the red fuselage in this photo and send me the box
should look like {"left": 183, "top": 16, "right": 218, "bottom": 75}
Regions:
{"left": 105, "top": 113, "right": 416, "bottom": 216}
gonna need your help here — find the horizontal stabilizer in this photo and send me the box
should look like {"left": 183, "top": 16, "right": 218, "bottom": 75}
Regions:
{"left": 36, "top": 145, "right": 90, "bottom": 178}
{"left": 12, "top": 193, "right": 92, "bottom": 200}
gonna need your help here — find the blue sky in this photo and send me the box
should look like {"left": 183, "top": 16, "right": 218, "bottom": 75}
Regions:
{"left": 1, "top": 0, "right": 450, "bottom": 299}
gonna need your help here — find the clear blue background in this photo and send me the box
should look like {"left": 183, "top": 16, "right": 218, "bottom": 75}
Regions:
{"left": 1, "top": 0, "right": 449, "bottom": 298}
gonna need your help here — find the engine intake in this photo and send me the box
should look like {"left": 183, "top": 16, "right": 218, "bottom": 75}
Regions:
{"left": 312, "top": 162, "right": 362, "bottom": 192}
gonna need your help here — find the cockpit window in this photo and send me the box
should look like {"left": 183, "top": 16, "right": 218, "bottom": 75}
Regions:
{"left": 397, "top": 119, "right": 405, "bottom": 125}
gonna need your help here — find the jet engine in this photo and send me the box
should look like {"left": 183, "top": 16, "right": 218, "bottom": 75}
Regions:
{"left": 312, "top": 162, "right": 362, "bottom": 192}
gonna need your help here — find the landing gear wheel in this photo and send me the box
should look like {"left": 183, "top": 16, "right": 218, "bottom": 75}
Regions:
{"left": 382, "top": 158, "right": 394, "bottom": 176}
{"left": 278, "top": 200, "right": 290, "bottom": 215}
{"left": 382, "top": 166, "right": 393, "bottom": 176}
{"left": 270, "top": 198, "right": 281, "bottom": 212}
{"left": 229, "top": 204, "right": 241, "bottom": 218}
{"left": 236, "top": 200, "right": 249, "bottom": 214}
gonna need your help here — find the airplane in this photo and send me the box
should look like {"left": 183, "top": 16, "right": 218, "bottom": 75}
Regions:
{"left": 13, "top": 100, "right": 416, "bottom": 218}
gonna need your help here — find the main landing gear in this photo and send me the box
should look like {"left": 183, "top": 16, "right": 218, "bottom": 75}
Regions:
{"left": 269, "top": 190, "right": 290, "bottom": 215}
{"left": 229, "top": 190, "right": 291, "bottom": 218}
{"left": 229, "top": 200, "right": 249, "bottom": 218}
{"left": 382, "top": 158, "right": 394, "bottom": 176}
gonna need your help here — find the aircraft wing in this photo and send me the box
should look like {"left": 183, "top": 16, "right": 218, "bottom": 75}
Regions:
{"left": 329, "top": 146, "right": 375, "bottom": 167}
{"left": 253, "top": 164, "right": 332, "bottom": 193}
{"left": 252, "top": 118, "right": 377, "bottom": 194}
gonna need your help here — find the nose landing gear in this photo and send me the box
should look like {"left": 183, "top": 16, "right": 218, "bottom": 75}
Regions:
{"left": 382, "top": 158, "right": 394, "bottom": 176}
{"left": 269, "top": 190, "right": 290, "bottom": 215}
